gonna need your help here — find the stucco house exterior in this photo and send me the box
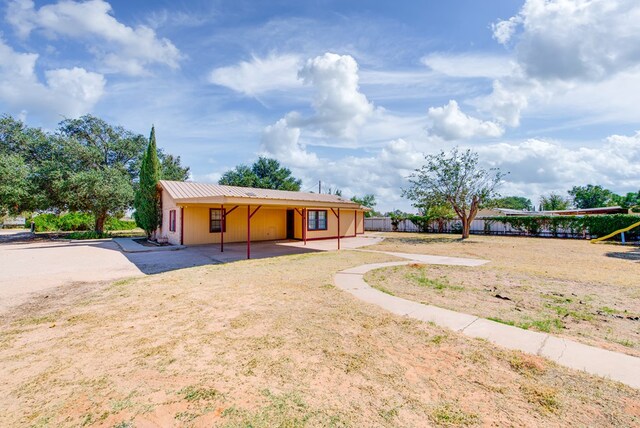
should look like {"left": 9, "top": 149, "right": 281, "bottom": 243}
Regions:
{"left": 156, "top": 180, "right": 367, "bottom": 257}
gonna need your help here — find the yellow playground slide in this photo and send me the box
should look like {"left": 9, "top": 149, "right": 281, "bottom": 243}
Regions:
{"left": 590, "top": 220, "right": 640, "bottom": 244}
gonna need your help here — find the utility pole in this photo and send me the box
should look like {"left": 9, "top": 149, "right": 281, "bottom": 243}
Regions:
{"left": 318, "top": 180, "right": 321, "bottom": 194}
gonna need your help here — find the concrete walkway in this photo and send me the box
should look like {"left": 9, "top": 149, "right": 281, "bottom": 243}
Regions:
{"left": 334, "top": 253, "right": 640, "bottom": 389}
{"left": 113, "top": 237, "right": 186, "bottom": 253}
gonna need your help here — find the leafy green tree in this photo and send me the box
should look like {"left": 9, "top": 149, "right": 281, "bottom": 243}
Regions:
{"left": 134, "top": 127, "right": 162, "bottom": 238}
{"left": 57, "top": 115, "right": 147, "bottom": 233}
{"left": 351, "top": 194, "right": 377, "bottom": 217}
{"left": 491, "top": 196, "right": 533, "bottom": 211}
{"left": 219, "top": 157, "right": 301, "bottom": 190}
{"left": 407, "top": 203, "right": 455, "bottom": 233}
{"left": 159, "top": 150, "right": 190, "bottom": 181}
{"left": 0, "top": 114, "right": 190, "bottom": 234}
{"left": 404, "top": 148, "right": 504, "bottom": 239}
{"left": 387, "top": 210, "right": 409, "bottom": 231}
{"left": 614, "top": 191, "right": 640, "bottom": 209}
{"left": 0, "top": 115, "right": 53, "bottom": 212}
{"left": 568, "top": 185, "right": 618, "bottom": 208}
{"left": 252, "top": 157, "right": 301, "bottom": 190}
{"left": 539, "top": 193, "right": 571, "bottom": 211}
{"left": 219, "top": 165, "right": 256, "bottom": 187}
{"left": 61, "top": 168, "right": 134, "bottom": 233}
{"left": 0, "top": 153, "right": 29, "bottom": 216}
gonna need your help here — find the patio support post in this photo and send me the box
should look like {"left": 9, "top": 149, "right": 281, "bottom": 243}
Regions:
{"left": 220, "top": 204, "right": 224, "bottom": 252}
{"left": 246, "top": 205, "right": 262, "bottom": 259}
{"left": 330, "top": 208, "right": 341, "bottom": 250}
{"left": 180, "top": 207, "right": 184, "bottom": 245}
{"left": 303, "top": 208, "right": 307, "bottom": 245}
{"left": 337, "top": 208, "right": 341, "bottom": 250}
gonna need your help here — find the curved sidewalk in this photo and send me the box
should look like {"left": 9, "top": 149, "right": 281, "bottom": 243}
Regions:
{"left": 335, "top": 252, "right": 640, "bottom": 389}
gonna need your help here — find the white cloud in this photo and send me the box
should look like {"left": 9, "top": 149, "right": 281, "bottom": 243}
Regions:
{"left": 476, "top": 79, "right": 535, "bottom": 128}
{"left": 491, "top": 16, "right": 520, "bottom": 46}
{"left": 0, "top": 39, "right": 105, "bottom": 120}
{"left": 209, "top": 53, "right": 302, "bottom": 96}
{"left": 421, "top": 52, "right": 514, "bottom": 79}
{"left": 494, "top": 0, "right": 640, "bottom": 82}
{"left": 477, "top": 132, "right": 640, "bottom": 197}
{"left": 259, "top": 113, "right": 319, "bottom": 168}
{"left": 6, "top": 0, "right": 182, "bottom": 76}
{"left": 427, "top": 100, "right": 504, "bottom": 140}
{"left": 298, "top": 52, "right": 375, "bottom": 140}
{"left": 481, "top": 0, "right": 640, "bottom": 129}
{"left": 286, "top": 138, "right": 425, "bottom": 212}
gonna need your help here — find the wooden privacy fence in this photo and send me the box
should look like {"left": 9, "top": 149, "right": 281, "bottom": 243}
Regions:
{"left": 365, "top": 217, "right": 590, "bottom": 239}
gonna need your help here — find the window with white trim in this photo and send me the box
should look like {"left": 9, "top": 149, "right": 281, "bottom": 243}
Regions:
{"left": 169, "top": 210, "right": 176, "bottom": 232}
{"left": 210, "top": 208, "right": 226, "bottom": 233}
{"left": 307, "top": 210, "right": 327, "bottom": 230}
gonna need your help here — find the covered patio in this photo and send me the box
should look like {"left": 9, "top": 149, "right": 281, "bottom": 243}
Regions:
{"left": 190, "top": 235, "right": 383, "bottom": 264}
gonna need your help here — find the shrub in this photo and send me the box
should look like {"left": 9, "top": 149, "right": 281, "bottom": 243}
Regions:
{"left": 31, "top": 212, "right": 137, "bottom": 232}
{"left": 58, "top": 212, "right": 94, "bottom": 231}
{"left": 61, "top": 231, "right": 110, "bottom": 240}
{"left": 31, "top": 213, "right": 59, "bottom": 231}
{"left": 487, "top": 214, "right": 640, "bottom": 239}
{"left": 105, "top": 217, "right": 137, "bottom": 231}
{"left": 407, "top": 215, "right": 430, "bottom": 232}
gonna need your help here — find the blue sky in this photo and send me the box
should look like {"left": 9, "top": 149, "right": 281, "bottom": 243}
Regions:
{"left": 2, "top": 0, "right": 639, "bottom": 212}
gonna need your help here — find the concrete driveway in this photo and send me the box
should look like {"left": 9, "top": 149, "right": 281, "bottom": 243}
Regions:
{"left": 0, "top": 235, "right": 382, "bottom": 311}
{"left": 0, "top": 240, "right": 142, "bottom": 311}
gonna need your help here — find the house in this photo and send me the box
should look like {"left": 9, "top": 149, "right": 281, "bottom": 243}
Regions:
{"left": 157, "top": 180, "right": 367, "bottom": 258}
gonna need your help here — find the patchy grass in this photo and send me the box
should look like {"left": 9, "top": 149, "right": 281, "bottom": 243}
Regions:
{"left": 520, "top": 383, "right": 561, "bottom": 413}
{"left": 0, "top": 249, "right": 639, "bottom": 426}
{"left": 179, "top": 385, "right": 221, "bottom": 402}
{"left": 406, "top": 271, "right": 464, "bottom": 291}
{"left": 364, "top": 233, "right": 640, "bottom": 356}
{"left": 429, "top": 402, "right": 479, "bottom": 426}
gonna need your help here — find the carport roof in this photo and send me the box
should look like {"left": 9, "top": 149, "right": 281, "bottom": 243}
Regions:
{"left": 159, "top": 180, "right": 365, "bottom": 209}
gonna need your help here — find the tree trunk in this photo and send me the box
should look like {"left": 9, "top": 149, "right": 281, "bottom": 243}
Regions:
{"left": 94, "top": 211, "right": 107, "bottom": 234}
{"left": 461, "top": 217, "right": 470, "bottom": 239}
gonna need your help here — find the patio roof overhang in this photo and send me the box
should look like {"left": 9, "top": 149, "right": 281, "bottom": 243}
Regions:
{"left": 173, "top": 196, "right": 363, "bottom": 210}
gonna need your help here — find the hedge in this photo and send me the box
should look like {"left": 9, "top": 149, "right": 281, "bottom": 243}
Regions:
{"left": 30, "top": 213, "right": 137, "bottom": 232}
{"left": 486, "top": 214, "right": 640, "bottom": 238}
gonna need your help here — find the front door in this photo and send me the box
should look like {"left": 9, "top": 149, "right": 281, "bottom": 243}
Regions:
{"left": 286, "top": 209, "right": 295, "bottom": 239}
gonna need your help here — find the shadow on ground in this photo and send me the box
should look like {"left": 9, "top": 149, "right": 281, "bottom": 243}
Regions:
{"left": 605, "top": 246, "right": 640, "bottom": 262}
{"left": 382, "top": 236, "right": 467, "bottom": 245}
{"left": 122, "top": 241, "right": 322, "bottom": 274}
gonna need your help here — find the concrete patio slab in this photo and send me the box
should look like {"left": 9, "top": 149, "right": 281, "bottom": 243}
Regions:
{"left": 279, "top": 235, "right": 384, "bottom": 251}
{"left": 113, "top": 237, "right": 185, "bottom": 253}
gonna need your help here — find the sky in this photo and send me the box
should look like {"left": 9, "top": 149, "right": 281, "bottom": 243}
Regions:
{"left": 1, "top": 0, "right": 639, "bottom": 213}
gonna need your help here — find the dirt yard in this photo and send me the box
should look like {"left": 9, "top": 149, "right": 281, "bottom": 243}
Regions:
{"left": 364, "top": 233, "right": 640, "bottom": 357}
{"left": 1, "top": 248, "right": 639, "bottom": 427}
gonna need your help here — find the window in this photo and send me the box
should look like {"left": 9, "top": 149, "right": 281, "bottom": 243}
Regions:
{"left": 210, "top": 208, "right": 226, "bottom": 233}
{"left": 307, "top": 210, "right": 327, "bottom": 230}
{"left": 169, "top": 210, "right": 176, "bottom": 232}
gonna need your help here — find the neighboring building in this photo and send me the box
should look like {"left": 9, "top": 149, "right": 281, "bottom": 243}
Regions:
{"left": 157, "top": 180, "right": 366, "bottom": 256}
{"left": 478, "top": 206, "right": 629, "bottom": 217}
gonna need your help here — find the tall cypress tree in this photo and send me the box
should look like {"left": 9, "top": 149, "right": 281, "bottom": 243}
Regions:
{"left": 134, "top": 126, "right": 161, "bottom": 238}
